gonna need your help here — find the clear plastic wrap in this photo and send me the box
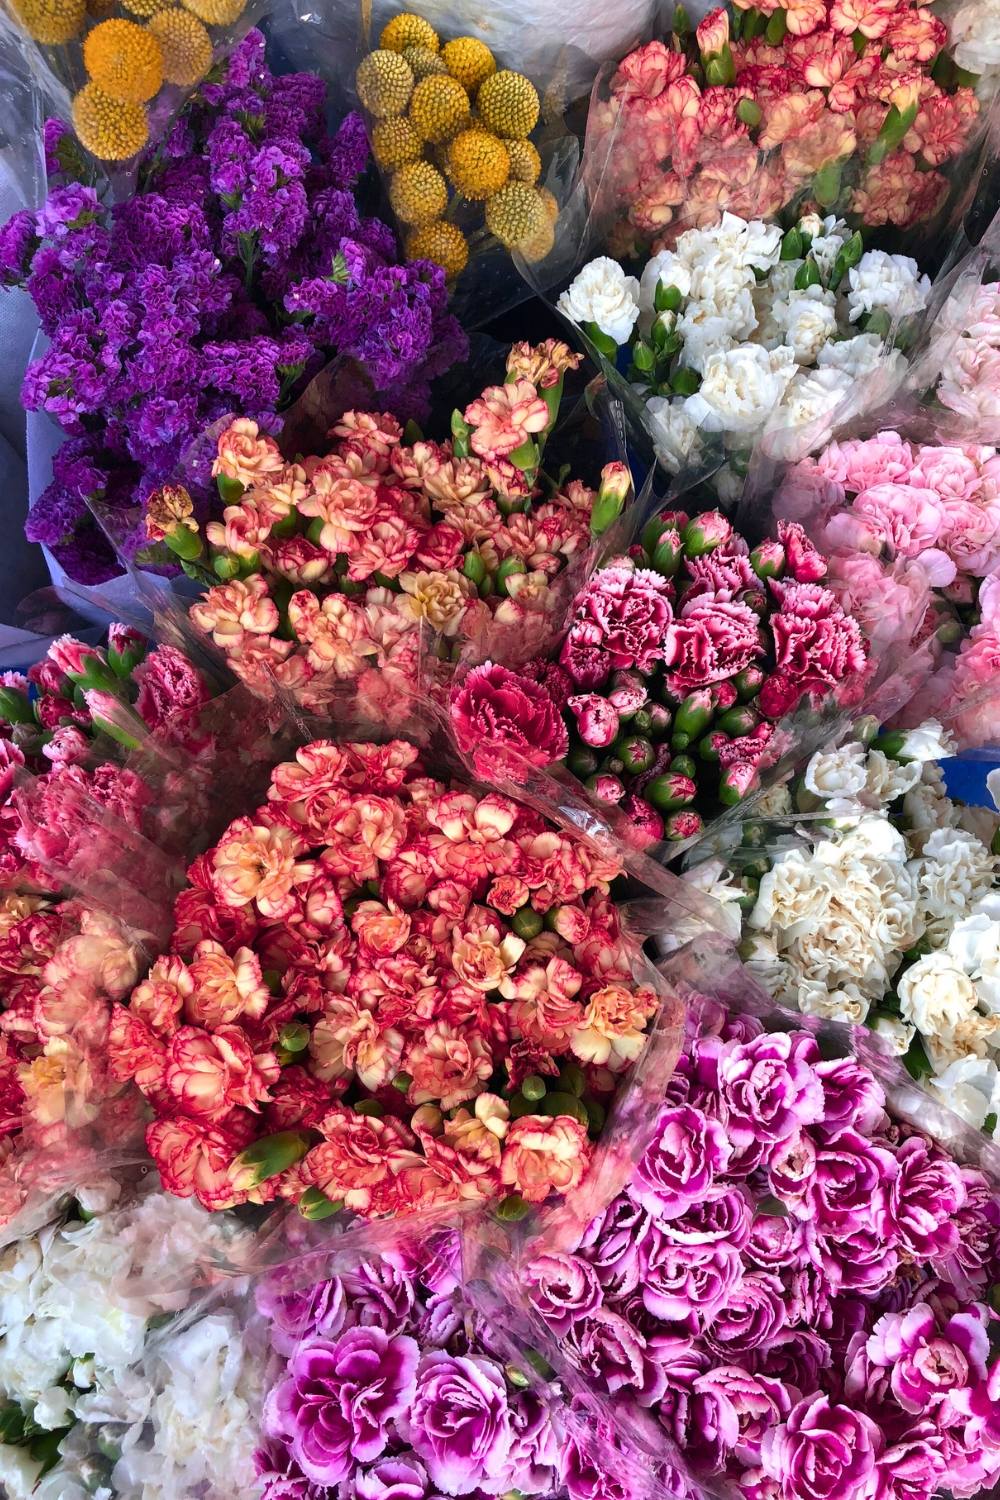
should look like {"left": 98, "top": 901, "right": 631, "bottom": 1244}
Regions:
{"left": 461, "top": 930, "right": 1000, "bottom": 1500}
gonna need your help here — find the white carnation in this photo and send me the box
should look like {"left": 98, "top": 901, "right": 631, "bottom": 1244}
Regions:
{"left": 797, "top": 980, "right": 870, "bottom": 1027}
{"left": 803, "top": 742, "right": 868, "bottom": 802}
{"left": 898, "top": 720, "right": 957, "bottom": 763}
{"left": 987, "top": 765, "right": 1000, "bottom": 812}
{"left": 897, "top": 952, "right": 979, "bottom": 1039}
{"left": 557, "top": 258, "right": 640, "bottom": 344}
{"left": 871, "top": 1014, "right": 915, "bottom": 1056}
{"left": 864, "top": 749, "right": 923, "bottom": 804}
{"left": 765, "top": 367, "right": 854, "bottom": 461}
{"left": 807, "top": 220, "right": 849, "bottom": 279}
{"left": 949, "top": 0, "right": 1000, "bottom": 80}
{"left": 0, "top": 1444, "right": 42, "bottom": 1500}
{"left": 638, "top": 249, "right": 692, "bottom": 319}
{"left": 947, "top": 912, "right": 1000, "bottom": 1011}
{"left": 644, "top": 397, "right": 702, "bottom": 474}
{"left": 696, "top": 212, "right": 783, "bottom": 273}
{"left": 771, "top": 285, "right": 839, "bottom": 365}
{"left": 684, "top": 343, "right": 796, "bottom": 435}
{"left": 847, "top": 251, "right": 931, "bottom": 324}
{"left": 928, "top": 1054, "right": 1000, "bottom": 1132}
{"left": 678, "top": 287, "right": 758, "bottom": 373}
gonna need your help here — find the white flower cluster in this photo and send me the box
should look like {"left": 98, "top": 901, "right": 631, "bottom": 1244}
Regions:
{"left": 0, "top": 1185, "right": 258, "bottom": 1500}
{"left": 949, "top": 0, "right": 1000, "bottom": 94}
{"left": 557, "top": 212, "right": 930, "bottom": 472}
{"left": 701, "top": 724, "right": 1000, "bottom": 1139}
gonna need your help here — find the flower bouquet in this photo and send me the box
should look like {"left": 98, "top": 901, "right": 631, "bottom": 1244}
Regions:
{"left": 253, "top": 1223, "right": 655, "bottom": 1500}
{"left": 487, "top": 942, "right": 1000, "bottom": 1500}
{"left": 451, "top": 508, "right": 873, "bottom": 849}
{"left": 106, "top": 731, "right": 686, "bottom": 1221}
{"left": 571, "top": 0, "right": 989, "bottom": 262}
{"left": 557, "top": 211, "right": 930, "bottom": 478}
{"left": 0, "top": 31, "right": 466, "bottom": 585}
{"left": 0, "top": 1180, "right": 260, "bottom": 1499}
{"left": 156, "top": 341, "right": 633, "bottom": 713}
{"left": 774, "top": 429, "right": 1000, "bottom": 745}
{"left": 686, "top": 722, "right": 1000, "bottom": 1140}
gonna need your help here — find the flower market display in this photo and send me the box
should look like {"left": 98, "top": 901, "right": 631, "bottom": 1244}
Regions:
{"left": 686, "top": 724, "right": 1000, "bottom": 1139}
{"left": 0, "top": 32, "right": 465, "bottom": 584}
{"left": 557, "top": 212, "right": 930, "bottom": 471}
{"left": 515, "top": 998, "right": 1000, "bottom": 1500}
{"left": 164, "top": 340, "right": 628, "bottom": 709}
{"left": 451, "top": 509, "right": 871, "bottom": 845}
{"left": 581, "top": 1, "right": 988, "bottom": 258}
{"left": 355, "top": 12, "right": 554, "bottom": 279}
{"left": 4, "top": 1, "right": 1000, "bottom": 1497}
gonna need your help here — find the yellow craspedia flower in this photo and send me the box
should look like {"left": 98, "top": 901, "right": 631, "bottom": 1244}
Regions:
{"left": 83, "top": 18, "right": 163, "bottom": 104}
{"left": 371, "top": 115, "right": 423, "bottom": 169}
{"left": 519, "top": 214, "right": 555, "bottom": 263}
{"left": 402, "top": 44, "right": 446, "bottom": 79}
{"left": 72, "top": 83, "right": 149, "bottom": 159}
{"left": 407, "top": 220, "right": 468, "bottom": 278}
{"left": 86, "top": 0, "right": 116, "bottom": 18}
{"left": 148, "top": 8, "right": 212, "bottom": 85}
{"left": 389, "top": 160, "right": 448, "bottom": 226}
{"left": 179, "top": 0, "right": 244, "bottom": 22}
{"left": 379, "top": 11, "right": 438, "bottom": 54}
{"left": 408, "top": 73, "right": 470, "bottom": 144}
{"left": 477, "top": 70, "right": 539, "bottom": 139}
{"left": 121, "top": 0, "right": 170, "bottom": 18}
{"left": 447, "top": 128, "right": 509, "bottom": 200}
{"left": 441, "top": 35, "right": 495, "bottom": 94}
{"left": 355, "top": 49, "right": 414, "bottom": 118}
{"left": 485, "top": 181, "right": 548, "bottom": 250}
{"left": 504, "top": 137, "right": 541, "bottom": 184}
{"left": 9, "top": 0, "right": 85, "bottom": 41}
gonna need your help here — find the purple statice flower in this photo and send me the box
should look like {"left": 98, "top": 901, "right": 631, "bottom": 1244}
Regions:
{"left": 2, "top": 35, "right": 465, "bottom": 585}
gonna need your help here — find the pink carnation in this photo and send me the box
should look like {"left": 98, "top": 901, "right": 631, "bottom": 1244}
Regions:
{"left": 450, "top": 661, "right": 568, "bottom": 769}
{"left": 662, "top": 596, "right": 763, "bottom": 692}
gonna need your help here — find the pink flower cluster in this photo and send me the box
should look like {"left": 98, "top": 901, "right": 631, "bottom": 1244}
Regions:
{"left": 451, "top": 512, "right": 869, "bottom": 845}
{"left": 0, "top": 626, "right": 212, "bottom": 887}
{"left": 0, "top": 886, "right": 143, "bottom": 1226}
{"left": 591, "top": 1, "right": 979, "bottom": 254}
{"left": 935, "top": 280, "right": 1000, "bottom": 431}
{"left": 109, "top": 738, "right": 661, "bottom": 1217}
{"left": 174, "top": 343, "right": 620, "bottom": 714}
{"left": 519, "top": 1006, "right": 1000, "bottom": 1500}
{"left": 781, "top": 431, "right": 1000, "bottom": 741}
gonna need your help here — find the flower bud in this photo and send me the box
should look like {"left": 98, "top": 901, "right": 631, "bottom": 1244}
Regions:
{"left": 463, "top": 551, "right": 488, "bottom": 586}
{"left": 711, "top": 681, "right": 739, "bottom": 712}
{"left": 682, "top": 510, "right": 732, "bottom": 557}
{"left": 647, "top": 702, "right": 673, "bottom": 738}
{"left": 569, "top": 694, "right": 620, "bottom": 749}
{"left": 719, "top": 761, "right": 760, "bottom": 804}
{"left": 750, "top": 539, "right": 785, "bottom": 579}
{"left": 734, "top": 665, "right": 766, "bottom": 700}
{"left": 675, "top": 689, "right": 714, "bottom": 738}
{"left": 698, "top": 731, "right": 729, "bottom": 762}
{"left": 590, "top": 461, "right": 634, "bottom": 536}
{"left": 736, "top": 97, "right": 762, "bottom": 127}
{"left": 298, "top": 1186, "right": 343, "bottom": 1221}
{"left": 586, "top": 772, "right": 626, "bottom": 804}
{"left": 451, "top": 410, "right": 472, "bottom": 458}
{"left": 522, "top": 1073, "right": 547, "bottom": 1101}
{"left": 652, "top": 526, "right": 683, "bottom": 576}
{"left": 106, "top": 624, "right": 148, "bottom": 677}
{"left": 497, "top": 1193, "right": 531, "bottom": 1222}
{"left": 696, "top": 5, "right": 729, "bottom": 58}
{"left": 646, "top": 772, "right": 697, "bottom": 812}
{"left": 83, "top": 690, "right": 145, "bottom": 750}
{"left": 664, "top": 808, "right": 703, "bottom": 841}
{"left": 512, "top": 906, "right": 544, "bottom": 940}
{"left": 621, "top": 794, "right": 664, "bottom": 846}
{"left": 669, "top": 754, "right": 696, "bottom": 778}
{"left": 566, "top": 744, "right": 600, "bottom": 777}
{"left": 616, "top": 734, "right": 655, "bottom": 774}
{"left": 717, "top": 705, "right": 759, "bottom": 736}
{"left": 230, "top": 1130, "right": 312, "bottom": 1190}
{"left": 496, "top": 557, "right": 527, "bottom": 596}
{"left": 779, "top": 227, "right": 803, "bottom": 262}
{"left": 608, "top": 673, "right": 648, "bottom": 716}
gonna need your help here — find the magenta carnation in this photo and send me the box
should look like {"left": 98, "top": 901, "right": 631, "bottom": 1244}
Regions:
{"left": 450, "top": 661, "right": 568, "bottom": 768}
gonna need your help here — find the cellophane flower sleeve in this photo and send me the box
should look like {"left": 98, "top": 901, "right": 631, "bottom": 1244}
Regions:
{"left": 460, "top": 929, "right": 1000, "bottom": 1500}
{"left": 99, "top": 680, "right": 736, "bottom": 1242}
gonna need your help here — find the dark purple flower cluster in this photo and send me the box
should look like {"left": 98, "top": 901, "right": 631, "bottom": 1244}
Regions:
{"left": 520, "top": 1009, "right": 1000, "bottom": 1500}
{"left": 2, "top": 30, "right": 466, "bottom": 585}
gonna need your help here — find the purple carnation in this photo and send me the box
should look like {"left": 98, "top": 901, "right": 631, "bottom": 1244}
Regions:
{"left": 521, "top": 1252, "right": 603, "bottom": 1336}
{"left": 400, "top": 1351, "right": 513, "bottom": 1496}
{"left": 888, "top": 1135, "right": 965, "bottom": 1265}
{"left": 717, "top": 1031, "right": 826, "bottom": 1171}
{"left": 630, "top": 1103, "right": 732, "bottom": 1219}
{"left": 760, "top": 1394, "right": 882, "bottom": 1500}
{"left": 701, "top": 1272, "right": 787, "bottom": 1358}
{"left": 639, "top": 1228, "right": 741, "bottom": 1325}
{"left": 353, "top": 1457, "right": 432, "bottom": 1500}
{"left": 263, "top": 1328, "right": 419, "bottom": 1486}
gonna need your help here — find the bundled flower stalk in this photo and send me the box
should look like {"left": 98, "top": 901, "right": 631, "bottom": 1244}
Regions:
{"left": 256, "top": 1229, "right": 627, "bottom": 1500}
{"left": 557, "top": 211, "right": 929, "bottom": 473}
{"left": 108, "top": 737, "right": 663, "bottom": 1219}
{"left": 586, "top": 1, "right": 985, "bottom": 258}
{"left": 690, "top": 724, "right": 1000, "bottom": 1139}
{"left": 158, "top": 341, "right": 630, "bottom": 711}
{"left": 356, "top": 11, "right": 554, "bottom": 278}
{"left": 451, "top": 510, "right": 871, "bottom": 846}
{"left": 778, "top": 430, "right": 1000, "bottom": 743}
{"left": 517, "top": 998, "right": 1000, "bottom": 1500}
{"left": 0, "top": 1182, "right": 259, "bottom": 1500}
{"left": 0, "top": 32, "right": 465, "bottom": 584}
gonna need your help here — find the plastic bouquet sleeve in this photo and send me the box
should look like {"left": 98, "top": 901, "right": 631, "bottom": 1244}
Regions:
{"left": 458, "top": 929, "right": 1000, "bottom": 1500}
{"left": 0, "top": 0, "right": 268, "bottom": 189}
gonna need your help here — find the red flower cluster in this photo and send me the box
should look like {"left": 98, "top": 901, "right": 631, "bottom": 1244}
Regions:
{"left": 452, "top": 513, "right": 870, "bottom": 844}
{"left": 160, "top": 343, "right": 632, "bottom": 715}
{"left": 110, "top": 739, "right": 661, "bottom": 1217}
{"left": 589, "top": 1, "right": 979, "bottom": 254}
